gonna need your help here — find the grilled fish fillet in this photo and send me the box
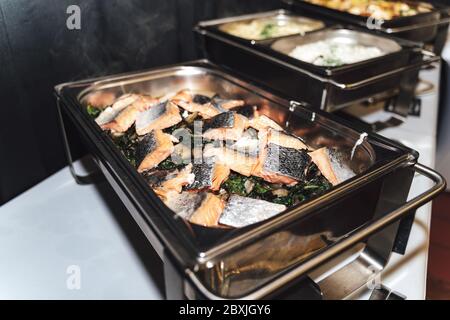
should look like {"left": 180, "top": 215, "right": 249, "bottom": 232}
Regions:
{"left": 189, "top": 193, "right": 225, "bottom": 227}
{"left": 171, "top": 90, "right": 244, "bottom": 119}
{"left": 150, "top": 164, "right": 195, "bottom": 193}
{"left": 136, "top": 130, "right": 174, "bottom": 173}
{"left": 186, "top": 157, "right": 230, "bottom": 192}
{"left": 163, "top": 191, "right": 225, "bottom": 227}
{"left": 101, "top": 96, "right": 158, "bottom": 133}
{"left": 253, "top": 129, "right": 311, "bottom": 185}
{"left": 95, "top": 93, "right": 141, "bottom": 127}
{"left": 135, "top": 101, "right": 182, "bottom": 136}
{"left": 309, "top": 147, "right": 356, "bottom": 186}
{"left": 203, "top": 112, "right": 248, "bottom": 141}
{"left": 204, "top": 144, "right": 258, "bottom": 177}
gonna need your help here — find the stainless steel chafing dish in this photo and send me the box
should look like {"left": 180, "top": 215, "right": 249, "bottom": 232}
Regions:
{"left": 216, "top": 10, "right": 325, "bottom": 41}
{"left": 196, "top": 11, "right": 439, "bottom": 116}
{"left": 285, "top": 0, "right": 450, "bottom": 54}
{"left": 54, "top": 60, "right": 445, "bottom": 299}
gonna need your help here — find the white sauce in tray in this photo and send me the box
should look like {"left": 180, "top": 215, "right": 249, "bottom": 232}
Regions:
{"left": 288, "top": 39, "right": 384, "bottom": 67}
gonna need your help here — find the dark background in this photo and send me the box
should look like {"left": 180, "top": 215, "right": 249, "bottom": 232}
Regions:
{"left": 0, "top": 0, "right": 280, "bottom": 205}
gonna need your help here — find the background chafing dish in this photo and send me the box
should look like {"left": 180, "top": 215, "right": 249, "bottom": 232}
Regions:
{"left": 196, "top": 17, "right": 437, "bottom": 114}
{"left": 284, "top": 0, "right": 450, "bottom": 54}
{"left": 55, "top": 60, "right": 445, "bottom": 299}
{"left": 216, "top": 9, "right": 326, "bottom": 41}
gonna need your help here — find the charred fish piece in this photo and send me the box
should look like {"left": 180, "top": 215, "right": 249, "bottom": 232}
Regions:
{"left": 171, "top": 90, "right": 243, "bottom": 119}
{"left": 142, "top": 169, "right": 173, "bottom": 187}
{"left": 263, "top": 143, "right": 311, "bottom": 183}
{"left": 204, "top": 144, "right": 258, "bottom": 177}
{"left": 144, "top": 164, "right": 194, "bottom": 193}
{"left": 203, "top": 112, "right": 247, "bottom": 141}
{"left": 171, "top": 90, "right": 222, "bottom": 119}
{"left": 186, "top": 157, "right": 230, "bottom": 192}
{"left": 135, "top": 130, "right": 174, "bottom": 173}
{"left": 233, "top": 105, "right": 256, "bottom": 118}
{"left": 219, "top": 195, "right": 286, "bottom": 228}
{"left": 163, "top": 191, "right": 224, "bottom": 227}
{"left": 211, "top": 97, "right": 245, "bottom": 111}
{"left": 193, "top": 94, "right": 212, "bottom": 105}
{"left": 309, "top": 147, "right": 355, "bottom": 186}
{"left": 100, "top": 96, "right": 158, "bottom": 133}
{"left": 252, "top": 129, "right": 312, "bottom": 184}
{"left": 252, "top": 130, "right": 311, "bottom": 184}
{"left": 95, "top": 93, "right": 141, "bottom": 128}
{"left": 135, "top": 100, "right": 182, "bottom": 136}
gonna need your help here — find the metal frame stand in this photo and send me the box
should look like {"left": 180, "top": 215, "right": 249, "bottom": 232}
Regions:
{"left": 56, "top": 97, "right": 103, "bottom": 185}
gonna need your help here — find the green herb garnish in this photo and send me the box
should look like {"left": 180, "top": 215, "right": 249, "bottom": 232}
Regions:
{"left": 223, "top": 173, "right": 248, "bottom": 196}
{"left": 86, "top": 104, "right": 101, "bottom": 118}
{"left": 158, "top": 158, "right": 180, "bottom": 170}
{"left": 260, "top": 23, "right": 276, "bottom": 39}
{"left": 250, "top": 177, "right": 272, "bottom": 195}
{"left": 112, "top": 127, "right": 138, "bottom": 167}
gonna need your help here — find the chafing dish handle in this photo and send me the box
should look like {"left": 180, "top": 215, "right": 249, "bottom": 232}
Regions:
{"left": 186, "top": 163, "right": 445, "bottom": 300}
{"left": 56, "top": 97, "right": 104, "bottom": 185}
{"left": 330, "top": 50, "right": 440, "bottom": 90}
{"left": 382, "top": 17, "right": 450, "bottom": 34}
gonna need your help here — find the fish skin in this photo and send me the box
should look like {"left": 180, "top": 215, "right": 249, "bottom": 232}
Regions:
{"left": 171, "top": 90, "right": 244, "bottom": 119}
{"left": 252, "top": 129, "right": 312, "bottom": 184}
{"left": 262, "top": 143, "right": 311, "bottom": 182}
{"left": 163, "top": 191, "right": 207, "bottom": 220}
{"left": 233, "top": 105, "right": 256, "bottom": 118}
{"left": 187, "top": 159, "right": 215, "bottom": 190}
{"left": 136, "top": 130, "right": 174, "bottom": 173}
{"left": 203, "top": 112, "right": 248, "bottom": 141}
{"left": 310, "top": 147, "right": 354, "bottom": 186}
{"left": 212, "top": 97, "right": 245, "bottom": 110}
{"left": 101, "top": 96, "right": 157, "bottom": 133}
{"left": 171, "top": 90, "right": 221, "bottom": 119}
{"left": 309, "top": 147, "right": 338, "bottom": 186}
{"left": 219, "top": 195, "right": 286, "bottom": 228}
{"left": 144, "top": 164, "right": 194, "bottom": 193}
{"left": 189, "top": 193, "right": 225, "bottom": 227}
{"left": 203, "top": 112, "right": 235, "bottom": 131}
{"left": 142, "top": 169, "right": 173, "bottom": 187}
{"left": 193, "top": 94, "right": 212, "bottom": 105}
{"left": 204, "top": 144, "right": 258, "bottom": 177}
{"left": 162, "top": 191, "right": 224, "bottom": 227}
{"left": 95, "top": 93, "right": 140, "bottom": 126}
{"left": 159, "top": 164, "right": 195, "bottom": 193}
{"left": 186, "top": 157, "right": 230, "bottom": 191}
{"left": 135, "top": 101, "right": 182, "bottom": 136}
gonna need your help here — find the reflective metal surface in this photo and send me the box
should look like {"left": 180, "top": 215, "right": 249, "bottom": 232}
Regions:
{"left": 55, "top": 60, "right": 443, "bottom": 299}
{"left": 211, "top": 9, "right": 325, "bottom": 41}
{"left": 271, "top": 28, "right": 402, "bottom": 65}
